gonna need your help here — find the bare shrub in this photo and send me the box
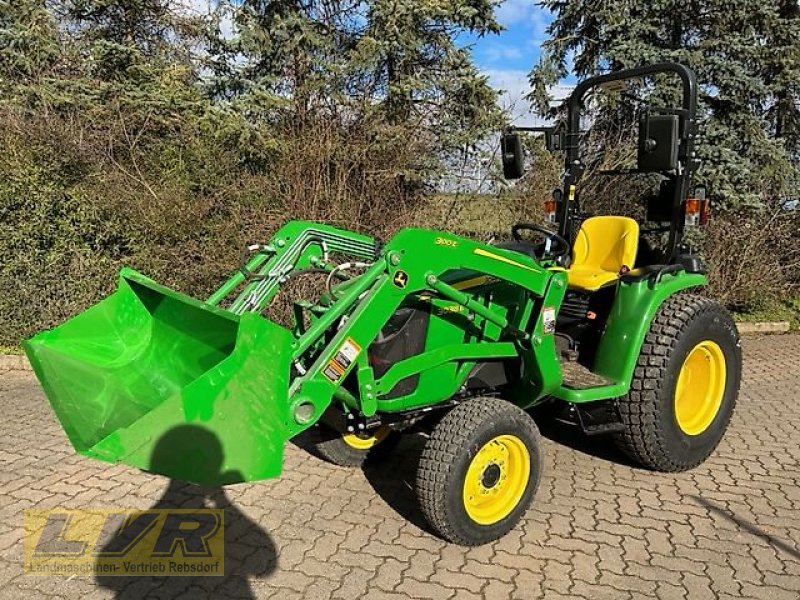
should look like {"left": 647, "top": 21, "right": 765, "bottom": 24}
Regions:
{"left": 703, "top": 203, "right": 800, "bottom": 308}
{"left": 0, "top": 105, "right": 429, "bottom": 345}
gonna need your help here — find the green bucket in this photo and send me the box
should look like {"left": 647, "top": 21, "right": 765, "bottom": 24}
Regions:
{"left": 24, "top": 268, "right": 295, "bottom": 485}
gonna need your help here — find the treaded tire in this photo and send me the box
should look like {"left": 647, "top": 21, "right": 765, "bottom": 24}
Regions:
{"left": 614, "top": 293, "right": 741, "bottom": 472}
{"left": 314, "top": 424, "right": 399, "bottom": 467}
{"left": 416, "top": 397, "right": 542, "bottom": 546}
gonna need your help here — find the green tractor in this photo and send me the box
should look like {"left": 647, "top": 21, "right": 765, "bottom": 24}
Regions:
{"left": 25, "top": 63, "right": 741, "bottom": 546}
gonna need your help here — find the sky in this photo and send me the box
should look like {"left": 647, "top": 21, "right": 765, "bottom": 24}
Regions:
{"left": 462, "top": 0, "right": 568, "bottom": 125}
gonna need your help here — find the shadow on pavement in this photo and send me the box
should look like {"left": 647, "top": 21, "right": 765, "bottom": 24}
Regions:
{"left": 289, "top": 427, "right": 331, "bottom": 462}
{"left": 361, "top": 432, "right": 436, "bottom": 535}
{"left": 530, "top": 404, "right": 640, "bottom": 468}
{"left": 359, "top": 414, "right": 637, "bottom": 534}
{"left": 95, "top": 426, "right": 277, "bottom": 599}
{"left": 292, "top": 424, "right": 435, "bottom": 534}
{"left": 294, "top": 403, "right": 645, "bottom": 537}
{"left": 690, "top": 494, "right": 800, "bottom": 560}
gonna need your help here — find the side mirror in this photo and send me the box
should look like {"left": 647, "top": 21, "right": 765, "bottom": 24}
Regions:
{"left": 501, "top": 132, "right": 524, "bottom": 180}
{"left": 638, "top": 113, "right": 679, "bottom": 172}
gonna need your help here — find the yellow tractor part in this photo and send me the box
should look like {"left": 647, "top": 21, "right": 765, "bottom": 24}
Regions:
{"left": 462, "top": 435, "right": 531, "bottom": 525}
{"left": 342, "top": 425, "right": 391, "bottom": 450}
{"left": 674, "top": 340, "right": 727, "bottom": 436}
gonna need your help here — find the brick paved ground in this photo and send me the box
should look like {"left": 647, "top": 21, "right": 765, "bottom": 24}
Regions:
{"left": 1, "top": 334, "right": 799, "bottom": 599}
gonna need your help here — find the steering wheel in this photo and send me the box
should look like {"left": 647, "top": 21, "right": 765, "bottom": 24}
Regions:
{"left": 511, "top": 222, "right": 570, "bottom": 262}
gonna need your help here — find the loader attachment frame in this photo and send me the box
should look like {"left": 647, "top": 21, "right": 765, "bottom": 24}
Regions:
{"left": 208, "top": 223, "right": 569, "bottom": 428}
{"left": 26, "top": 221, "right": 568, "bottom": 484}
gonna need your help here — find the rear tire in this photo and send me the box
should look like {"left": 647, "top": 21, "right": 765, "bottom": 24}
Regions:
{"left": 614, "top": 293, "right": 741, "bottom": 472}
{"left": 416, "top": 397, "right": 542, "bottom": 546}
{"left": 315, "top": 424, "right": 398, "bottom": 467}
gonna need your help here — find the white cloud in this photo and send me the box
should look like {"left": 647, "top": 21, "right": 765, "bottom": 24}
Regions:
{"left": 495, "top": 0, "right": 534, "bottom": 27}
{"left": 495, "top": 1, "right": 552, "bottom": 35}
{"left": 529, "top": 5, "right": 551, "bottom": 43}
{"left": 171, "top": 0, "right": 236, "bottom": 38}
{"left": 485, "top": 69, "right": 573, "bottom": 126}
{"left": 484, "top": 68, "right": 540, "bottom": 125}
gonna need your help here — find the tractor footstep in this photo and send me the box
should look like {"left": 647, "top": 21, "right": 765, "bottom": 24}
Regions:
{"left": 560, "top": 361, "right": 614, "bottom": 389}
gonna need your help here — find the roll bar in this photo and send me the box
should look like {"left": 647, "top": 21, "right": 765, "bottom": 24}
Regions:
{"left": 556, "top": 63, "right": 700, "bottom": 260}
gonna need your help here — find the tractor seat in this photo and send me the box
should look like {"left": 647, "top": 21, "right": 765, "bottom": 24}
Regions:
{"left": 568, "top": 216, "right": 639, "bottom": 291}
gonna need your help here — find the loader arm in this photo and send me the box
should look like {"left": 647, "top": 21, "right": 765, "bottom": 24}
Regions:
{"left": 282, "top": 227, "right": 568, "bottom": 426}
{"left": 25, "top": 222, "right": 566, "bottom": 485}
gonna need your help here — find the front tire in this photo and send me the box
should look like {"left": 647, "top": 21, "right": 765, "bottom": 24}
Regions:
{"left": 315, "top": 424, "right": 396, "bottom": 467}
{"left": 416, "top": 397, "right": 542, "bottom": 546}
{"left": 614, "top": 293, "right": 741, "bottom": 472}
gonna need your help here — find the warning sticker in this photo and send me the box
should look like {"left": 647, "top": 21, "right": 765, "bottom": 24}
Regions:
{"left": 323, "top": 361, "right": 344, "bottom": 382}
{"left": 323, "top": 337, "right": 362, "bottom": 382}
{"left": 542, "top": 306, "right": 556, "bottom": 335}
{"left": 334, "top": 337, "right": 361, "bottom": 370}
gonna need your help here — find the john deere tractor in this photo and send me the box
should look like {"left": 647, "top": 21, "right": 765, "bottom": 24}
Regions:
{"left": 25, "top": 63, "right": 741, "bottom": 546}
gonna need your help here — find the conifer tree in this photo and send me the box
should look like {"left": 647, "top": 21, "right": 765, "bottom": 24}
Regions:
{"left": 530, "top": 0, "right": 800, "bottom": 207}
{"left": 210, "top": 0, "right": 503, "bottom": 154}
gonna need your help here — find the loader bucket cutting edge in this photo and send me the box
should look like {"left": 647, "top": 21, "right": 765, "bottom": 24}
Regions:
{"left": 23, "top": 268, "right": 297, "bottom": 486}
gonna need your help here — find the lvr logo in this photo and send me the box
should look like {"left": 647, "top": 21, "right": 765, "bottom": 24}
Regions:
{"left": 34, "top": 511, "right": 220, "bottom": 557}
{"left": 25, "top": 509, "right": 224, "bottom": 576}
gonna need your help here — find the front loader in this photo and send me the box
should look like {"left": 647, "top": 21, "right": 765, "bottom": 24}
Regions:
{"left": 25, "top": 63, "right": 741, "bottom": 546}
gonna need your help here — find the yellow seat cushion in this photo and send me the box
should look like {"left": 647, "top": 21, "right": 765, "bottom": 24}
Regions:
{"left": 567, "top": 266, "right": 623, "bottom": 290}
{"left": 567, "top": 216, "right": 639, "bottom": 292}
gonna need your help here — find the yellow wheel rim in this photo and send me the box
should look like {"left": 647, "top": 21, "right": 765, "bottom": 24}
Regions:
{"left": 462, "top": 434, "right": 531, "bottom": 525}
{"left": 342, "top": 425, "right": 391, "bottom": 450}
{"left": 674, "top": 340, "right": 727, "bottom": 436}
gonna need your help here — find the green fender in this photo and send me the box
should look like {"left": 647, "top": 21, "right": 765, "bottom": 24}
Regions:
{"left": 554, "top": 271, "right": 707, "bottom": 403}
{"left": 595, "top": 270, "right": 708, "bottom": 382}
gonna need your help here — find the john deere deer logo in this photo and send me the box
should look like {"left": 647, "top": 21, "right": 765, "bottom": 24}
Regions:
{"left": 393, "top": 270, "right": 409, "bottom": 288}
